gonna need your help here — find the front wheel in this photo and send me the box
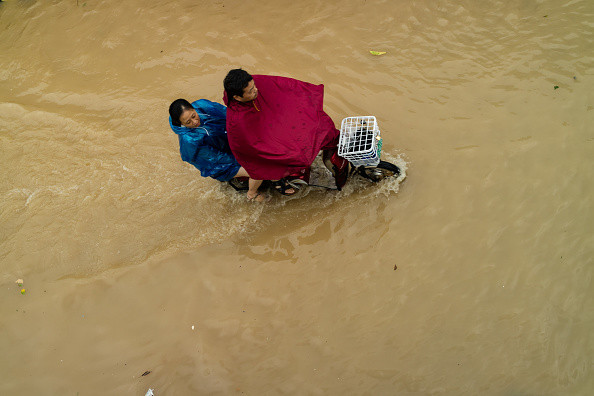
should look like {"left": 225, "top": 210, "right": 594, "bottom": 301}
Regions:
{"left": 357, "top": 161, "right": 400, "bottom": 182}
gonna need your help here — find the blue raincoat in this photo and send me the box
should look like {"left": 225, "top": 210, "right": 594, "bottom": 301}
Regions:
{"left": 169, "top": 99, "right": 241, "bottom": 181}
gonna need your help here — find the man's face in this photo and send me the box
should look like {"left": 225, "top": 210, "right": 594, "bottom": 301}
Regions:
{"left": 234, "top": 79, "right": 258, "bottom": 102}
{"left": 179, "top": 108, "right": 200, "bottom": 128}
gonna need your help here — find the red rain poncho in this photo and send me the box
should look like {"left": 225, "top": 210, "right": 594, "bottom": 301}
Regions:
{"left": 223, "top": 75, "right": 340, "bottom": 180}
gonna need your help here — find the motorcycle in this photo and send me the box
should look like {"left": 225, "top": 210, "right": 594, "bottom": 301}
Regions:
{"left": 227, "top": 116, "right": 401, "bottom": 195}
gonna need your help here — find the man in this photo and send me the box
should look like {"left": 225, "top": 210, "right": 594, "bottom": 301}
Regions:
{"left": 223, "top": 69, "right": 349, "bottom": 193}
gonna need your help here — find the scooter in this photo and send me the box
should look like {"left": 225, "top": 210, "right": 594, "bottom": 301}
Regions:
{"left": 227, "top": 116, "right": 401, "bottom": 194}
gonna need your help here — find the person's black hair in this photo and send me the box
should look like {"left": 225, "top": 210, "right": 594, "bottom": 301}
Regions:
{"left": 169, "top": 98, "right": 193, "bottom": 127}
{"left": 224, "top": 69, "right": 253, "bottom": 100}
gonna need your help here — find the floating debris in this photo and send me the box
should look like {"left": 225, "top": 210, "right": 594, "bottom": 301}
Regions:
{"left": 370, "top": 50, "right": 387, "bottom": 56}
{"left": 141, "top": 371, "right": 151, "bottom": 377}
{"left": 16, "top": 279, "right": 23, "bottom": 286}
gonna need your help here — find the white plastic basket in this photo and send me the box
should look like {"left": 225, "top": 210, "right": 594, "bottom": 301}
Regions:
{"left": 338, "top": 116, "right": 382, "bottom": 166}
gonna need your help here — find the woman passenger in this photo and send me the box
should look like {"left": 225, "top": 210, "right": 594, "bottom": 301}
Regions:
{"left": 168, "top": 98, "right": 267, "bottom": 202}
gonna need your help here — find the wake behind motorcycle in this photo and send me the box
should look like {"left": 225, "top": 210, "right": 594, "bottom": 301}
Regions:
{"left": 228, "top": 116, "right": 401, "bottom": 195}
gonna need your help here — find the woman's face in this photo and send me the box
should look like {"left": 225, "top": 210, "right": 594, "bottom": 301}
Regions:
{"left": 179, "top": 108, "right": 200, "bottom": 128}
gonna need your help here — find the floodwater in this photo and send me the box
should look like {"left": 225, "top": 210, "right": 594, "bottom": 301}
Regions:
{"left": 1, "top": 0, "right": 592, "bottom": 394}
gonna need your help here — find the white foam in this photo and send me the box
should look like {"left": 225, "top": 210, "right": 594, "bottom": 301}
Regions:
{"left": 216, "top": 152, "right": 408, "bottom": 218}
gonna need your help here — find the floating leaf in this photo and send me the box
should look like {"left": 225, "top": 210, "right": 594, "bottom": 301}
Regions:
{"left": 554, "top": 85, "right": 559, "bottom": 90}
{"left": 21, "top": 289, "right": 26, "bottom": 294}
{"left": 369, "top": 50, "right": 387, "bottom": 56}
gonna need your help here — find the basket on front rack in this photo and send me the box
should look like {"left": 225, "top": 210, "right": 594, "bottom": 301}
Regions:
{"left": 338, "top": 116, "right": 382, "bottom": 166}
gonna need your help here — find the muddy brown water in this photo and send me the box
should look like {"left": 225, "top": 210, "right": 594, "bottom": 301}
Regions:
{"left": 1, "top": 0, "right": 593, "bottom": 395}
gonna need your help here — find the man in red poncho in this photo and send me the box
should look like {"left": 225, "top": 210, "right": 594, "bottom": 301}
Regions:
{"left": 223, "top": 69, "right": 348, "bottom": 199}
